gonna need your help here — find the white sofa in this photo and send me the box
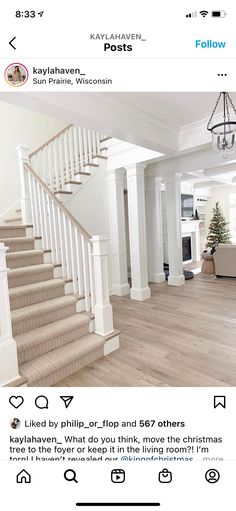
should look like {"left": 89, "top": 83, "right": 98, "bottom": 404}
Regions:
{"left": 213, "top": 244, "right": 236, "bottom": 277}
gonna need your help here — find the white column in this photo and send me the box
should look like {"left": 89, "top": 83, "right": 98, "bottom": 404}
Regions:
{"left": 0, "top": 243, "right": 19, "bottom": 386}
{"left": 192, "top": 223, "right": 201, "bottom": 261}
{"left": 145, "top": 176, "right": 165, "bottom": 283}
{"left": 17, "top": 145, "right": 32, "bottom": 225}
{"left": 106, "top": 168, "right": 130, "bottom": 296}
{"left": 91, "top": 235, "right": 114, "bottom": 336}
{"left": 164, "top": 173, "right": 185, "bottom": 286}
{"left": 126, "top": 163, "right": 151, "bottom": 301}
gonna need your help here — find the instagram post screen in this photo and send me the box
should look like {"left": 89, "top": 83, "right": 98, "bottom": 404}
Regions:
{"left": 0, "top": 1, "right": 236, "bottom": 509}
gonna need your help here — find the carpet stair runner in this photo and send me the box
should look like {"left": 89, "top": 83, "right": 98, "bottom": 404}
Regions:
{"left": 0, "top": 224, "right": 105, "bottom": 387}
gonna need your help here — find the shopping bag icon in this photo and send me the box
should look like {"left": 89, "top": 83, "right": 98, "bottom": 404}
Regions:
{"left": 158, "top": 468, "right": 172, "bottom": 483}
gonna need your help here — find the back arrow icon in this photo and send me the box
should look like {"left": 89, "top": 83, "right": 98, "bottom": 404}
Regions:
{"left": 9, "top": 37, "right": 16, "bottom": 50}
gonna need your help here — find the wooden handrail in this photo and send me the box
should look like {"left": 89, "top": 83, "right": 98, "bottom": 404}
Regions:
{"left": 29, "top": 124, "right": 73, "bottom": 158}
{"left": 24, "top": 163, "right": 91, "bottom": 241}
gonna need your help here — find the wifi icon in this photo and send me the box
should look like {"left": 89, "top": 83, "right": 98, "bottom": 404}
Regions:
{"left": 199, "top": 10, "right": 209, "bottom": 17}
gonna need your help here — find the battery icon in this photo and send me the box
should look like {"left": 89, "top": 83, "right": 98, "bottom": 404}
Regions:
{"left": 212, "top": 10, "right": 227, "bottom": 17}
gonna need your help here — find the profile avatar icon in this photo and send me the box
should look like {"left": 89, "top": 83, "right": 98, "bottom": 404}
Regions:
{"left": 10, "top": 418, "right": 21, "bottom": 429}
{"left": 205, "top": 469, "right": 220, "bottom": 483}
{"left": 4, "top": 63, "right": 28, "bottom": 87}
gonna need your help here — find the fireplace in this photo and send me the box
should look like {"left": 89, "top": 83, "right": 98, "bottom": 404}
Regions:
{"left": 182, "top": 236, "right": 192, "bottom": 261}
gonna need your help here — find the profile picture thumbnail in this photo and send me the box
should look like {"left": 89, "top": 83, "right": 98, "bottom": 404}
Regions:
{"left": 4, "top": 63, "right": 28, "bottom": 87}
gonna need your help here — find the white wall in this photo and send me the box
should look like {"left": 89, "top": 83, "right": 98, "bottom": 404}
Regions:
{"left": 207, "top": 186, "right": 232, "bottom": 223}
{"left": 65, "top": 163, "right": 110, "bottom": 237}
{"left": 0, "top": 101, "right": 66, "bottom": 216}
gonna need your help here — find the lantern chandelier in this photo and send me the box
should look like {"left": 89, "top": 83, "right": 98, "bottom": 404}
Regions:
{"left": 207, "top": 92, "right": 236, "bottom": 157}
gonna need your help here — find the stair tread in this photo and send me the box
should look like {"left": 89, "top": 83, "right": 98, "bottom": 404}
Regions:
{"left": 4, "top": 217, "right": 22, "bottom": 223}
{"left": 8, "top": 263, "right": 54, "bottom": 277}
{"left": 11, "top": 295, "right": 77, "bottom": 324}
{"left": 9, "top": 278, "right": 65, "bottom": 298}
{"left": 19, "top": 332, "right": 105, "bottom": 381}
{"left": 7, "top": 249, "right": 44, "bottom": 259}
{"left": 54, "top": 190, "right": 73, "bottom": 195}
{"left": 65, "top": 180, "right": 82, "bottom": 185}
{"left": 0, "top": 237, "right": 34, "bottom": 243}
{"left": 15, "top": 313, "right": 90, "bottom": 351}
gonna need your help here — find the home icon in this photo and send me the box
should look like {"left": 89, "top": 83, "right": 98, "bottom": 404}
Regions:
{"left": 16, "top": 469, "right": 31, "bottom": 484}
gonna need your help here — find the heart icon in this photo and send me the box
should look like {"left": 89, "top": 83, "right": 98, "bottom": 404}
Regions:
{"left": 9, "top": 396, "right": 24, "bottom": 409}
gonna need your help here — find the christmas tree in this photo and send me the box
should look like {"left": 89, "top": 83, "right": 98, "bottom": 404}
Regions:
{"left": 206, "top": 202, "right": 231, "bottom": 252}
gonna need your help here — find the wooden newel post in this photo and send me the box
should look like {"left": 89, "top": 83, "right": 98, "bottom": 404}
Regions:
{"left": 17, "top": 144, "right": 32, "bottom": 225}
{"left": 0, "top": 243, "right": 19, "bottom": 385}
{"left": 91, "top": 235, "right": 114, "bottom": 336}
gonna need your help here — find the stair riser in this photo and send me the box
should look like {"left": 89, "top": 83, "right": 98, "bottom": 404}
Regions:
{"left": 18, "top": 322, "right": 90, "bottom": 364}
{"left": 25, "top": 345, "right": 104, "bottom": 386}
{"left": 12, "top": 303, "right": 77, "bottom": 336}
{"left": 8, "top": 268, "right": 54, "bottom": 288}
{"left": 10, "top": 283, "right": 65, "bottom": 310}
{"left": 76, "top": 298, "right": 87, "bottom": 312}
{"left": 0, "top": 227, "right": 26, "bottom": 238}
{"left": 7, "top": 252, "right": 44, "bottom": 269}
{"left": 65, "top": 183, "right": 82, "bottom": 193}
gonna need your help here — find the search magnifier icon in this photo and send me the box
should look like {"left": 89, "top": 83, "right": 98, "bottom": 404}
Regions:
{"left": 64, "top": 469, "right": 78, "bottom": 483}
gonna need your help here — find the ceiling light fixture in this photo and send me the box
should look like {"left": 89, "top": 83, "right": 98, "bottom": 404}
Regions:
{"left": 207, "top": 92, "right": 236, "bottom": 157}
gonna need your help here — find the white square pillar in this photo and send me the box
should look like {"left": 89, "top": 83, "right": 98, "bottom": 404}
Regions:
{"left": 91, "top": 235, "right": 114, "bottom": 336}
{"left": 145, "top": 176, "right": 165, "bottom": 283}
{"left": 106, "top": 168, "right": 130, "bottom": 296}
{"left": 126, "top": 163, "right": 151, "bottom": 301}
{"left": 164, "top": 173, "right": 185, "bottom": 286}
{"left": 17, "top": 145, "right": 32, "bottom": 225}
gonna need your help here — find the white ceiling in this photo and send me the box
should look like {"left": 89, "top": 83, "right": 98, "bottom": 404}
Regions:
{"left": 113, "top": 92, "right": 236, "bottom": 128}
{"left": 2, "top": 91, "right": 236, "bottom": 154}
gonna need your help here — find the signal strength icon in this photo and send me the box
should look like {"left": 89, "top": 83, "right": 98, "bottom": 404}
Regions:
{"left": 186, "top": 11, "right": 197, "bottom": 18}
{"left": 199, "top": 10, "right": 209, "bottom": 17}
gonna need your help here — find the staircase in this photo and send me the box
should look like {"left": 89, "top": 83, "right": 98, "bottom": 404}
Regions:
{"left": 0, "top": 125, "right": 118, "bottom": 387}
{"left": 29, "top": 124, "right": 110, "bottom": 202}
{"left": 0, "top": 224, "right": 105, "bottom": 387}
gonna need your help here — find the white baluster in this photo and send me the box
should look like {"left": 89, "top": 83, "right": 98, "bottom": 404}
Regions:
{"left": 47, "top": 196, "right": 56, "bottom": 262}
{"left": 96, "top": 132, "right": 101, "bottom": 155}
{"left": 53, "top": 138, "right": 60, "bottom": 190}
{"left": 73, "top": 126, "right": 80, "bottom": 176}
{"left": 69, "top": 222, "right": 78, "bottom": 293}
{"left": 51, "top": 202, "right": 61, "bottom": 264}
{"left": 83, "top": 128, "right": 89, "bottom": 164}
{"left": 87, "top": 129, "right": 92, "bottom": 163}
{"left": 37, "top": 183, "right": 46, "bottom": 248}
{"left": 76, "top": 231, "right": 84, "bottom": 295}
{"left": 42, "top": 189, "right": 50, "bottom": 250}
{"left": 81, "top": 236, "right": 90, "bottom": 311}
{"left": 27, "top": 173, "right": 36, "bottom": 237}
{"left": 92, "top": 131, "right": 96, "bottom": 158}
{"left": 68, "top": 126, "right": 74, "bottom": 178}
{"left": 78, "top": 126, "right": 84, "bottom": 172}
{"left": 57, "top": 209, "right": 66, "bottom": 276}
{"left": 0, "top": 244, "right": 19, "bottom": 386}
{"left": 63, "top": 213, "right": 72, "bottom": 278}
{"left": 91, "top": 235, "right": 113, "bottom": 335}
{"left": 63, "top": 131, "right": 70, "bottom": 182}
{"left": 47, "top": 143, "right": 54, "bottom": 189}
{"left": 32, "top": 177, "right": 40, "bottom": 236}
{"left": 42, "top": 147, "right": 47, "bottom": 182}
{"left": 58, "top": 135, "right": 65, "bottom": 188}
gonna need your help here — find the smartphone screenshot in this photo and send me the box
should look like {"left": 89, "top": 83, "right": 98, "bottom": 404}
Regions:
{"left": 0, "top": 1, "right": 235, "bottom": 509}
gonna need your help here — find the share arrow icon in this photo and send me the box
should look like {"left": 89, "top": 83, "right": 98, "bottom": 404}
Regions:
{"left": 60, "top": 396, "right": 74, "bottom": 408}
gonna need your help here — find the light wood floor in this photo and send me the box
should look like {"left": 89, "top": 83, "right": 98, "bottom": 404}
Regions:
{"left": 55, "top": 274, "right": 236, "bottom": 387}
